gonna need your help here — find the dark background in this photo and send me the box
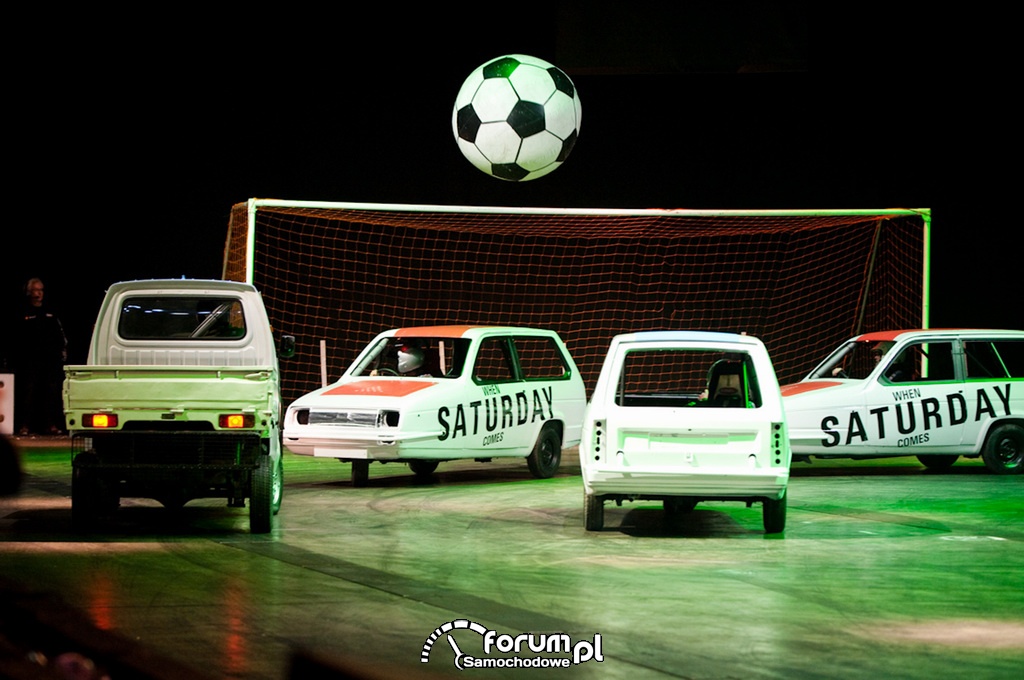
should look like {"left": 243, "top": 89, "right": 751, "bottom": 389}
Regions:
{"left": 4, "top": 3, "right": 1016, "bottom": 367}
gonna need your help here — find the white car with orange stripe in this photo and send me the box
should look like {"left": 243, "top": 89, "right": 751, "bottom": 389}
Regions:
{"left": 781, "top": 329, "right": 1024, "bottom": 474}
{"left": 283, "top": 325, "right": 587, "bottom": 486}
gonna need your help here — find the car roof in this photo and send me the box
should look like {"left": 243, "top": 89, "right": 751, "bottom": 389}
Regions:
{"left": 611, "top": 330, "right": 765, "bottom": 346}
{"left": 852, "top": 329, "right": 1024, "bottom": 342}
{"left": 389, "top": 325, "right": 558, "bottom": 339}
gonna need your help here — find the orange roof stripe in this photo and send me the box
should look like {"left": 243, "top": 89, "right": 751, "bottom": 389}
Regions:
{"left": 780, "top": 381, "right": 842, "bottom": 397}
{"left": 394, "top": 325, "right": 480, "bottom": 337}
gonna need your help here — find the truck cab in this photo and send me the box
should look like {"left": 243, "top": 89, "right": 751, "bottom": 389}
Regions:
{"left": 64, "top": 279, "right": 294, "bottom": 533}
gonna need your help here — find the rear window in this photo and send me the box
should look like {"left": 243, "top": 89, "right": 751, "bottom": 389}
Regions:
{"left": 118, "top": 296, "right": 247, "bottom": 340}
{"left": 964, "top": 339, "right": 1024, "bottom": 379}
{"left": 473, "top": 337, "right": 518, "bottom": 383}
{"left": 513, "top": 335, "right": 572, "bottom": 380}
{"left": 616, "top": 348, "right": 763, "bottom": 408}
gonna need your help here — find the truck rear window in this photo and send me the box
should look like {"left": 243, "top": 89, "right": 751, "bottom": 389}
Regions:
{"left": 118, "top": 296, "right": 247, "bottom": 340}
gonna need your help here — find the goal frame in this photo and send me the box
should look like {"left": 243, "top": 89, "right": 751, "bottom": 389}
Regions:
{"left": 223, "top": 199, "right": 930, "bottom": 402}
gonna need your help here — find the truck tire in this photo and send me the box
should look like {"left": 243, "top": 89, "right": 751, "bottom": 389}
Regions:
{"left": 981, "top": 424, "right": 1024, "bottom": 475}
{"left": 271, "top": 455, "right": 284, "bottom": 516}
{"left": 527, "top": 426, "right": 562, "bottom": 479}
{"left": 71, "top": 453, "right": 101, "bottom": 531}
{"left": 250, "top": 456, "right": 275, "bottom": 534}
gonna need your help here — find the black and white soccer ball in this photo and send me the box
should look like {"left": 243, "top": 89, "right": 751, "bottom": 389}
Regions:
{"left": 452, "top": 54, "right": 582, "bottom": 182}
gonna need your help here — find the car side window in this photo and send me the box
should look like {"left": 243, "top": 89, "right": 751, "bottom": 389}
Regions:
{"left": 513, "top": 335, "right": 570, "bottom": 380}
{"left": 472, "top": 337, "right": 517, "bottom": 383}
{"left": 965, "top": 339, "right": 1024, "bottom": 379}
{"left": 885, "top": 342, "right": 955, "bottom": 383}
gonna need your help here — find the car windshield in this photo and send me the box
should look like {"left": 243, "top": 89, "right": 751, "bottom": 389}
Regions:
{"left": 807, "top": 340, "right": 887, "bottom": 380}
{"left": 351, "top": 336, "right": 471, "bottom": 378}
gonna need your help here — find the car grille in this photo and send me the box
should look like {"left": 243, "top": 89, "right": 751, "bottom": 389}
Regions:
{"left": 307, "top": 410, "right": 398, "bottom": 428}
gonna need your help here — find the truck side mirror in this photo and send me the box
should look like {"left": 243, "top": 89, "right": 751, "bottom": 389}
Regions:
{"left": 278, "top": 334, "right": 296, "bottom": 359}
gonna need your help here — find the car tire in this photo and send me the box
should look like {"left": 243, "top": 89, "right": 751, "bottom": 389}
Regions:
{"left": 762, "top": 488, "right": 787, "bottom": 534}
{"left": 917, "top": 454, "right": 958, "bottom": 471}
{"left": 351, "top": 459, "right": 370, "bottom": 487}
{"left": 584, "top": 492, "right": 604, "bottom": 531}
{"left": 981, "top": 424, "right": 1024, "bottom": 475}
{"left": 527, "top": 426, "right": 562, "bottom": 479}
{"left": 408, "top": 460, "right": 439, "bottom": 477}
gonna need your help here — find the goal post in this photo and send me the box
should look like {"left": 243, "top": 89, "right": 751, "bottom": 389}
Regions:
{"left": 224, "top": 200, "right": 930, "bottom": 405}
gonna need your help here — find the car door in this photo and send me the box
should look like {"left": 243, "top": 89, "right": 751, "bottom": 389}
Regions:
{"left": 469, "top": 335, "right": 530, "bottom": 454}
{"left": 862, "top": 339, "right": 967, "bottom": 453}
{"left": 512, "top": 333, "right": 586, "bottom": 446}
{"left": 960, "top": 336, "right": 1024, "bottom": 451}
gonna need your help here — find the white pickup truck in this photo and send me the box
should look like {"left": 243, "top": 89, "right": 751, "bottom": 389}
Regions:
{"left": 63, "top": 279, "right": 295, "bottom": 533}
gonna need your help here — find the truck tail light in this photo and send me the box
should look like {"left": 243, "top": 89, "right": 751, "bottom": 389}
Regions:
{"left": 219, "top": 414, "right": 256, "bottom": 429}
{"left": 84, "top": 413, "right": 118, "bottom": 428}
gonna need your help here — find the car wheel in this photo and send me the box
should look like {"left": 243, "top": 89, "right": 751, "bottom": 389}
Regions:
{"left": 584, "top": 492, "right": 604, "bottom": 531}
{"left": 981, "top": 424, "right": 1024, "bottom": 475}
{"left": 527, "top": 426, "right": 562, "bottom": 479}
{"left": 762, "top": 488, "right": 787, "bottom": 534}
{"left": 408, "top": 460, "right": 439, "bottom": 477}
{"left": 917, "top": 454, "right": 958, "bottom": 470}
{"left": 250, "top": 456, "right": 273, "bottom": 534}
{"left": 352, "top": 459, "right": 370, "bottom": 487}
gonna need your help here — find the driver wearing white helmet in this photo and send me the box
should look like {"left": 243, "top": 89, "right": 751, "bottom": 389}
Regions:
{"left": 369, "top": 340, "right": 437, "bottom": 377}
{"left": 397, "top": 345, "right": 428, "bottom": 375}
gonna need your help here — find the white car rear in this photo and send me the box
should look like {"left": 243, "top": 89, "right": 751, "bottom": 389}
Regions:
{"left": 580, "top": 331, "right": 791, "bottom": 534}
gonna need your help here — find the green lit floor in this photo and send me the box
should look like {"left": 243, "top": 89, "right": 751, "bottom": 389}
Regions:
{"left": 2, "top": 436, "right": 1023, "bottom": 680}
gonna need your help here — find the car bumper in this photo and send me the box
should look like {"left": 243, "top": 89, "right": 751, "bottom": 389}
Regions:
{"left": 582, "top": 466, "right": 788, "bottom": 500}
{"left": 282, "top": 426, "right": 445, "bottom": 460}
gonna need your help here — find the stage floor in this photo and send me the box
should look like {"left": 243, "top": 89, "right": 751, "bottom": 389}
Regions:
{"left": 2, "top": 436, "right": 1023, "bottom": 679}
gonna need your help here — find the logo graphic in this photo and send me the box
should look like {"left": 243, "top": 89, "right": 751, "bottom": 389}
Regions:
{"left": 422, "top": 619, "right": 604, "bottom": 670}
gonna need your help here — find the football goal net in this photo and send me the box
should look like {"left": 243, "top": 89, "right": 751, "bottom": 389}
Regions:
{"left": 223, "top": 200, "right": 930, "bottom": 404}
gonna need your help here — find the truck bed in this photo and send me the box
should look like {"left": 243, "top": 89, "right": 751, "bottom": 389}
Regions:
{"left": 64, "top": 365, "right": 277, "bottom": 413}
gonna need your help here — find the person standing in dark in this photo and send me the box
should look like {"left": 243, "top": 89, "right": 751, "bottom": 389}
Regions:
{"left": 12, "top": 278, "right": 67, "bottom": 436}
